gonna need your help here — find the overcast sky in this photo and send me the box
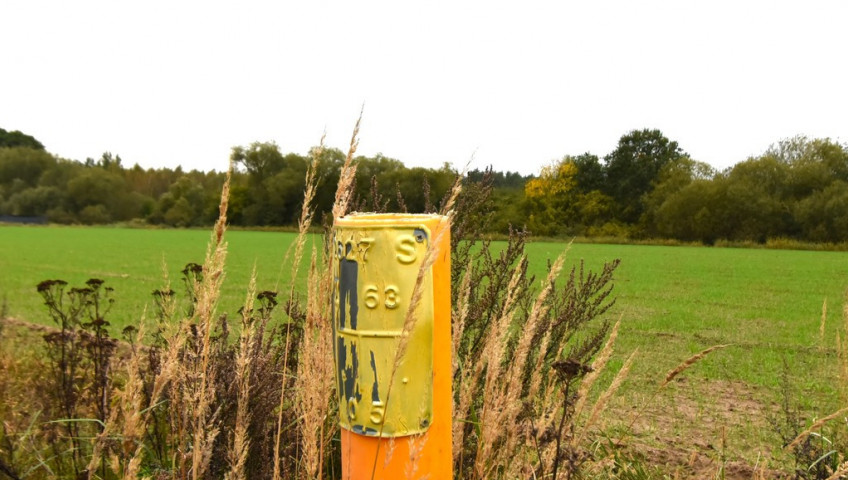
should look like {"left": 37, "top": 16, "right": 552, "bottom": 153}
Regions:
{"left": 2, "top": 1, "right": 846, "bottom": 176}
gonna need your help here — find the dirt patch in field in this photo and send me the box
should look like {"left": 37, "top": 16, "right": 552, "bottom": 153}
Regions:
{"left": 628, "top": 444, "right": 791, "bottom": 480}
{"left": 1, "top": 316, "right": 56, "bottom": 333}
{"left": 0, "top": 316, "right": 140, "bottom": 361}
{"left": 604, "top": 377, "right": 794, "bottom": 478}
{"left": 0, "top": 316, "right": 56, "bottom": 350}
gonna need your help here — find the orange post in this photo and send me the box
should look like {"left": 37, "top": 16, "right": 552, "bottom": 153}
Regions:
{"left": 332, "top": 213, "right": 452, "bottom": 480}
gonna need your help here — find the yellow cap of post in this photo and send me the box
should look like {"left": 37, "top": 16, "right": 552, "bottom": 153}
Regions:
{"left": 333, "top": 213, "right": 452, "bottom": 479}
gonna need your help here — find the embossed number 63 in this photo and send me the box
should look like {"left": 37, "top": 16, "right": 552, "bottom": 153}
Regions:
{"left": 363, "top": 285, "right": 400, "bottom": 310}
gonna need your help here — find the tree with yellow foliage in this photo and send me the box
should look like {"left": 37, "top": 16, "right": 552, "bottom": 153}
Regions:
{"left": 524, "top": 160, "right": 580, "bottom": 236}
{"left": 525, "top": 155, "right": 618, "bottom": 236}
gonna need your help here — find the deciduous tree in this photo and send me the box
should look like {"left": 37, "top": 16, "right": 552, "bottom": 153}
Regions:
{"left": 603, "top": 129, "right": 685, "bottom": 223}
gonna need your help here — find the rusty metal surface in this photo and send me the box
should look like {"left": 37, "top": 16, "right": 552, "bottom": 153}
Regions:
{"left": 332, "top": 214, "right": 437, "bottom": 437}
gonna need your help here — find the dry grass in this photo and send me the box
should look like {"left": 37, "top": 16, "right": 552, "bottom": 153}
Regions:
{"left": 286, "top": 127, "right": 335, "bottom": 480}
{"left": 572, "top": 319, "right": 620, "bottom": 424}
{"left": 473, "top": 252, "right": 565, "bottom": 478}
{"left": 660, "top": 344, "right": 730, "bottom": 389}
{"left": 573, "top": 347, "right": 636, "bottom": 449}
{"left": 332, "top": 109, "right": 362, "bottom": 220}
{"left": 84, "top": 147, "right": 327, "bottom": 480}
{"left": 826, "top": 462, "right": 848, "bottom": 480}
{"left": 294, "top": 249, "right": 334, "bottom": 479}
{"left": 447, "top": 174, "right": 624, "bottom": 479}
{"left": 781, "top": 299, "right": 848, "bottom": 473}
{"left": 821, "top": 298, "right": 829, "bottom": 347}
{"left": 841, "top": 292, "right": 848, "bottom": 407}
{"left": 786, "top": 406, "right": 848, "bottom": 452}
{"left": 453, "top": 253, "right": 524, "bottom": 470}
{"left": 224, "top": 271, "right": 257, "bottom": 480}
{"left": 188, "top": 167, "right": 231, "bottom": 480}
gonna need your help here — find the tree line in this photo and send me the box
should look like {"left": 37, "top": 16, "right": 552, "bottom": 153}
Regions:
{"left": 521, "top": 131, "right": 848, "bottom": 244}
{"left": 1, "top": 127, "right": 846, "bottom": 243}
{"left": 0, "top": 130, "right": 462, "bottom": 228}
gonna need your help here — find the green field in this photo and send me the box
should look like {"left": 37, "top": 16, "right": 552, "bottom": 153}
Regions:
{"left": 527, "top": 240, "right": 848, "bottom": 468}
{"left": 2, "top": 225, "right": 846, "bottom": 389}
{"left": 2, "top": 224, "right": 847, "bottom": 469}
{"left": 0, "top": 225, "right": 316, "bottom": 329}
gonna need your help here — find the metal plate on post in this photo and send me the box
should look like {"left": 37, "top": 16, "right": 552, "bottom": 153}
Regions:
{"left": 332, "top": 220, "right": 434, "bottom": 437}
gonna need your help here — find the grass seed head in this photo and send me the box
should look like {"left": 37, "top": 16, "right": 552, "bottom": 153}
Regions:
{"left": 661, "top": 344, "right": 729, "bottom": 389}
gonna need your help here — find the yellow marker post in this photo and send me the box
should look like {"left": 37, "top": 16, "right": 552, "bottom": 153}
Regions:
{"left": 332, "top": 213, "right": 452, "bottom": 480}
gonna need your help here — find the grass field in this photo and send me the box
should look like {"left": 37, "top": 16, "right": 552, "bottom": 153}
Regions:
{"left": 2, "top": 225, "right": 846, "bottom": 390}
{"left": 2, "top": 224, "right": 847, "bottom": 473}
{"left": 0, "top": 225, "right": 315, "bottom": 329}
{"left": 528, "top": 241, "right": 848, "bottom": 472}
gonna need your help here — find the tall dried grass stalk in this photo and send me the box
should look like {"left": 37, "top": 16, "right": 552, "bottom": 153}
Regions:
{"left": 320, "top": 117, "right": 363, "bottom": 480}
{"left": 527, "top": 326, "right": 554, "bottom": 403}
{"left": 159, "top": 272, "right": 193, "bottom": 472}
{"left": 841, "top": 291, "right": 848, "bottom": 405}
{"left": 271, "top": 326, "right": 293, "bottom": 480}
{"left": 573, "top": 349, "right": 637, "bottom": 448}
{"left": 224, "top": 271, "right": 258, "bottom": 480}
{"left": 825, "top": 461, "right": 848, "bottom": 480}
{"left": 660, "top": 344, "right": 729, "bottom": 389}
{"left": 158, "top": 257, "right": 178, "bottom": 321}
{"left": 499, "top": 254, "right": 566, "bottom": 456}
{"left": 472, "top": 291, "right": 516, "bottom": 478}
{"left": 88, "top": 190, "right": 246, "bottom": 480}
{"left": 332, "top": 108, "right": 362, "bottom": 219}
{"left": 439, "top": 172, "right": 463, "bottom": 217}
{"left": 453, "top": 354, "right": 476, "bottom": 466}
{"left": 273, "top": 134, "right": 322, "bottom": 294}
{"left": 86, "top": 391, "right": 116, "bottom": 478}
{"left": 820, "top": 298, "right": 828, "bottom": 346}
{"left": 840, "top": 331, "right": 848, "bottom": 407}
{"left": 294, "top": 248, "right": 335, "bottom": 479}
{"left": 189, "top": 165, "right": 232, "bottom": 480}
{"left": 384, "top": 172, "right": 462, "bottom": 406}
{"left": 752, "top": 454, "right": 768, "bottom": 480}
{"left": 532, "top": 319, "right": 624, "bottom": 480}
{"left": 571, "top": 320, "right": 621, "bottom": 423}
{"left": 452, "top": 258, "right": 473, "bottom": 381}
{"left": 119, "top": 321, "right": 151, "bottom": 480}
{"left": 619, "top": 342, "right": 729, "bottom": 454}
{"left": 86, "top": 322, "right": 148, "bottom": 479}
{"left": 274, "top": 129, "right": 329, "bottom": 480}
{"left": 472, "top": 251, "right": 568, "bottom": 479}
{"left": 526, "top": 244, "right": 571, "bottom": 405}
{"left": 292, "top": 134, "right": 334, "bottom": 480}
{"left": 404, "top": 434, "right": 428, "bottom": 479}
{"left": 166, "top": 318, "right": 191, "bottom": 476}
{"left": 450, "top": 259, "right": 473, "bottom": 461}
{"left": 455, "top": 255, "right": 526, "bottom": 468}
{"left": 473, "top": 261, "right": 526, "bottom": 406}
{"left": 288, "top": 134, "right": 324, "bottom": 299}
{"left": 509, "top": 253, "right": 565, "bottom": 390}
{"left": 786, "top": 406, "right": 848, "bottom": 451}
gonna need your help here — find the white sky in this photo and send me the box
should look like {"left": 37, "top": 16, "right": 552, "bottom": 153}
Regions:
{"left": 2, "top": 1, "right": 846, "bottom": 176}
